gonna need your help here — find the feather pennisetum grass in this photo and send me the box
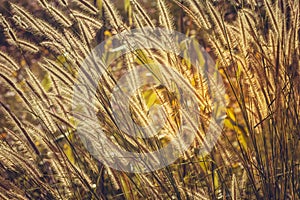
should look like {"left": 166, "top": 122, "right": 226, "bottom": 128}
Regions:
{"left": 0, "top": 0, "right": 299, "bottom": 199}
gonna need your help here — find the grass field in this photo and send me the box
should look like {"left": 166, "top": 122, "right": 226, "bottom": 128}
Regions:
{"left": 0, "top": 0, "right": 299, "bottom": 199}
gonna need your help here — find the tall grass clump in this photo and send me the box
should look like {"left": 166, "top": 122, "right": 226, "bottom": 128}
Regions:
{"left": 0, "top": 0, "right": 299, "bottom": 199}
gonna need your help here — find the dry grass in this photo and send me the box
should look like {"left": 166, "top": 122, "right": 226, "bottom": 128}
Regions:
{"left": 0, "top": 0, "right": 299, "bottom": 199}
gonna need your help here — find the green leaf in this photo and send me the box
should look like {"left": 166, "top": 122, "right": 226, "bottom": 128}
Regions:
{"left": 41, "top": 73, "right": 52, "bottom": 92}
